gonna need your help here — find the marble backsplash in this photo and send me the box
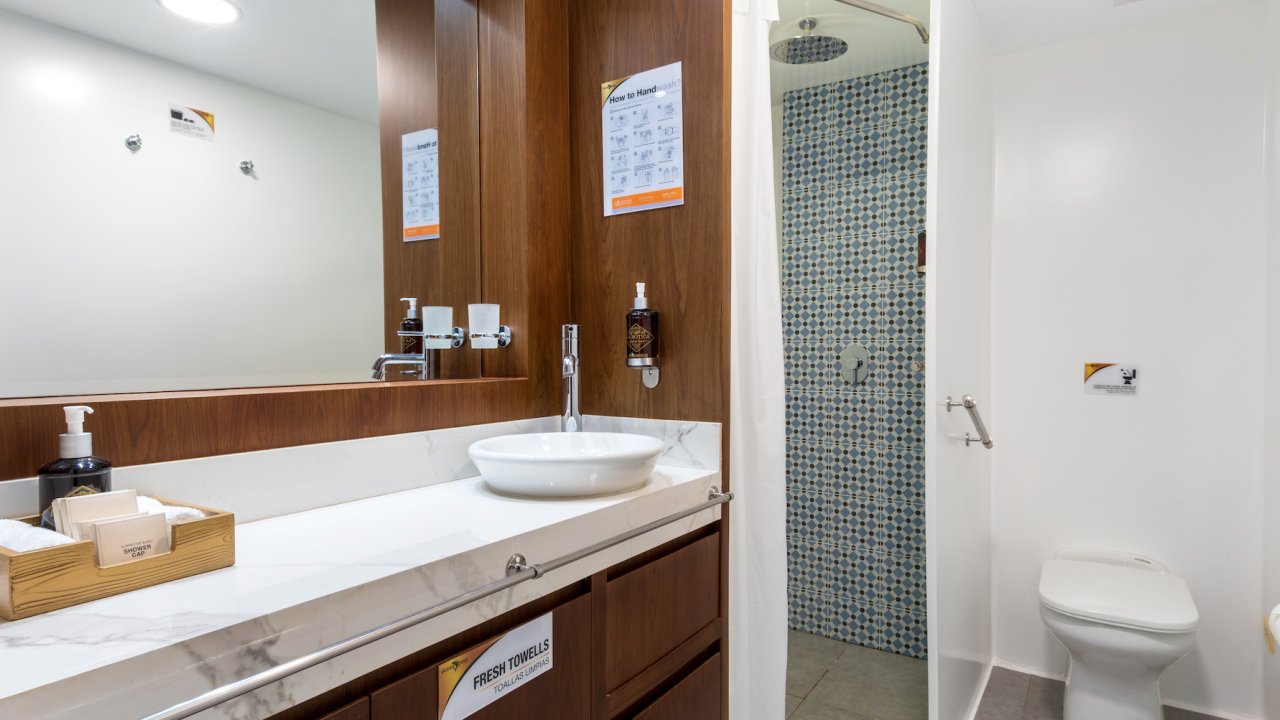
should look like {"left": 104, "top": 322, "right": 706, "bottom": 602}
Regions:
{"left": 0, "top": 415, "right": 721, "bottom": 523}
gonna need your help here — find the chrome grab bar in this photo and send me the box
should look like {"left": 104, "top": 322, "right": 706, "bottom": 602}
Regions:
{"left": 945, "top": 395, "right": 994, "bottom": 449}
{"left": 142, "top": 487, "right": 733, "bottom": 720}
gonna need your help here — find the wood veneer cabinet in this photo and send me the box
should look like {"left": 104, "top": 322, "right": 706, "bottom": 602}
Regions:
{"left": 269, "top": 525, "right": 722, "bottom": 720}
{"left": 318, "top": 698, "right": 370, "bottom": 720}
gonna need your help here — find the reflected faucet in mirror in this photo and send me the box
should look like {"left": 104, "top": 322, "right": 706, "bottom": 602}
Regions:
{"left": 372, "top": 320, "right": 465, "bottom": 381}
{"left": 562, "top": 324, "right": 582, "bottom": 432}
{"left": 371, "top": 352, "right": 430, "bottom": 381}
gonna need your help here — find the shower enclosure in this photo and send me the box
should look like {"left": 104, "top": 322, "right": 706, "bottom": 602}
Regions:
{"left": 774, "top": 0, "right": 995, "bottom": 716}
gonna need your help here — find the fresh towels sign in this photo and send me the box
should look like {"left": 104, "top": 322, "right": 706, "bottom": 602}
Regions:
{"left": 438, "top": 613, "right": 553, "bottom": 719}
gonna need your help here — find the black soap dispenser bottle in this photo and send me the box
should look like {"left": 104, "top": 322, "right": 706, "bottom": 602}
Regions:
{"left": 626, "top": 282, "right": 660, "bottom": 367}
{"left": 38, "top": 405, "right": 113, "bottom": 530}
{"left": 400, "top": 297, "right": 423, "bottom": 354}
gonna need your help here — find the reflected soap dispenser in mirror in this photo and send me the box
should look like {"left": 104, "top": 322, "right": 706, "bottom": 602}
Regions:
{"left": 399, "top": 298, "right": 423, "bottom": 355}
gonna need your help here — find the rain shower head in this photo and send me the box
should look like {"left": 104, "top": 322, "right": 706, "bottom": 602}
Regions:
{"left": 769, "top": 17, "right": 849, "bottom": 65}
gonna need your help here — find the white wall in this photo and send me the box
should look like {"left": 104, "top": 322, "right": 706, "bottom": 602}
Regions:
{"left": 0, "top": 9, "right": 383, "bottom": 397}
{"left": 1265, "top": 1, "right": 1280, "bottom": 716}
{"left": 988, "top": 3, "right": 1269, "bottom": 717}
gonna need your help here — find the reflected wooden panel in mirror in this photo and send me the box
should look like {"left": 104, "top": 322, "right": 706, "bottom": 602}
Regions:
{"left": 377, "top": 0, "right": 482, "bottom": 381}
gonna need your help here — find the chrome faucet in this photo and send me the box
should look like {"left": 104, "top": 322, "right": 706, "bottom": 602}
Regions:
{"left": 371, "top": 352, "right": 429, "bottom": 381}
{"left": 562, "top": 324, "right": 582, "bottom": 432}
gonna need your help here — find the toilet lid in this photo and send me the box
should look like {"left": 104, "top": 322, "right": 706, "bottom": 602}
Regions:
{"left": 1039, "top": 559, "right": 1199, "bottom": 633}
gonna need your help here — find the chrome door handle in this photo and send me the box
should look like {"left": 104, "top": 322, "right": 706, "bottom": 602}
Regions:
{"left": 945, "top": 395, "right": 993, "bottom": 449}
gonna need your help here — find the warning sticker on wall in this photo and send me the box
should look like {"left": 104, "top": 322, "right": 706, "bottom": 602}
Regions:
{"left": 1084, "top": 363, "right": 1139, "bottom": 397}
{"left": 438, "top": 612, "right": 553, "bottom": 720}
{"left": 169, "top": 103, "right": 214, "bottom": 142}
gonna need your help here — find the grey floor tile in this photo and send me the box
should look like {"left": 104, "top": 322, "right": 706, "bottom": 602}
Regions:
{"left": 790, "top": 629, "right": 850, "bottom": 664}
{"left": 787, "top": 630, "right": 848, "bottom": 697}
{"left": 974, "top": 668, "right": 1229, "bottom": 720}
{"left": 806, "top": 643, "right": 928, "bottom": 720}
{"left": 790, "top": 699, "right": 879, "bottom": 720}
{"left": 1020, "top": 676, "right": 1065, "bottom": 720}
{"left": 975, "top": 667, "right": 1030, "bottom": 720}
{"left": 787, "top": 694, "right": 804, "bottom": 718}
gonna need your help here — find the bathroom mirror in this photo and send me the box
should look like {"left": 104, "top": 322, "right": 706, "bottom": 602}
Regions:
{"left": 0, "top": 0, "right": 480, "bottom": 398}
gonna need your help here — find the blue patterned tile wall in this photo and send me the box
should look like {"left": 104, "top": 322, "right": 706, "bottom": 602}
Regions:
{"left": 782, "top": 63, "right": 927, "bottom": 659}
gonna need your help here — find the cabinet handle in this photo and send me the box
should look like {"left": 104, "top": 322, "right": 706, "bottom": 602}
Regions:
{"left": 142, "top": 487, "right": 733, "bottom": 720}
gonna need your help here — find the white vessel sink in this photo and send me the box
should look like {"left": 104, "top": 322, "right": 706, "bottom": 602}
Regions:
{"left": 470, "top": 432, "right": 664, "bottom": 497}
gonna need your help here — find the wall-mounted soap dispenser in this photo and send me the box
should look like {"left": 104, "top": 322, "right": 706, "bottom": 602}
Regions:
{"left": 626, "top": 282, "right": 660, "bottom": 388}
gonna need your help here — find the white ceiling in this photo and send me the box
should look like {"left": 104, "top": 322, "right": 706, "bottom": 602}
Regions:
{"left": 0, "top": 0, "right": 378, "bottom": 124}
{"left": 770, "top": 0, "right": 931, "bottom": 103}
{"left": 969, "top": 0, "right": 1247, "bottom": 55}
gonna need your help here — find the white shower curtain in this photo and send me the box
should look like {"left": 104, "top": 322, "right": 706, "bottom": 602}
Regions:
{"left": 728, "top": 1, "right": 787, "bottom": 719}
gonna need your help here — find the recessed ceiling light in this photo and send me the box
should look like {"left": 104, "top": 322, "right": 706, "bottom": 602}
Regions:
{"left": 157, "top": 0, "right": 242, "bottom": 25}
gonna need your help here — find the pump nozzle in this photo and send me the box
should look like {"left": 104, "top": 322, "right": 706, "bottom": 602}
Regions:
{"left": 400, "top": 297, "right": 419, "bottom": 319}
{"left": 59, "top": 405, "right": 95, "bottom": 458}
{"left": 633, "top": 282, "right": 648, "bottom": 310}
{"left": 63, "top": 405, "right": 93, "bottom": 435}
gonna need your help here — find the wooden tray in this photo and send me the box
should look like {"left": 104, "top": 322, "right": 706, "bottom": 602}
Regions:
{"left": 0, "top": 498, "right": 235, "bottom": 620}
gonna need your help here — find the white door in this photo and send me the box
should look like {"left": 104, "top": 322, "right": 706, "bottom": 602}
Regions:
{"left": 923, "top": 0, "right": 995, "bottom": 717}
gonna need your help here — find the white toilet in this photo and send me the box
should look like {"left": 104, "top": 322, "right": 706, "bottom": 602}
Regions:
{"left": 1038, "top": 549, "right": 1199, "bottom": 720}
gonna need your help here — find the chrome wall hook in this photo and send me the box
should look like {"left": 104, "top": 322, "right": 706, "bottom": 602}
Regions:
{"left": 239, "top": 160, "right": 255, "bottom": 174}
{"left": 124, "top": 134, "right": 143, "bottom": 152}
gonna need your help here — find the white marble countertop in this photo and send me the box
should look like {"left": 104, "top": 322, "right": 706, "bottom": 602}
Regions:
{"left": 0, "top": 427, "right": 721, "bottom": 719}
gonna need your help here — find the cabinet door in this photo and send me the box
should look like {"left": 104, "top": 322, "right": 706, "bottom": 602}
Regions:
{"left": 605, "top": 532, "right": 720, "bottom": 691}
{"left": 318, "top": 697, "right": 370, "bottom": 720}
{"left": 371, "top": 594, "right": 591, "bottom": 720}
{"left": 632, "top": 653, "right": 722, "bottom": 720}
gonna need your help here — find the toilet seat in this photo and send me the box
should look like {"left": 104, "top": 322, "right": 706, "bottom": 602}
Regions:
{"left": 1039, "top": 558, "right": 1199, "bottom": 633}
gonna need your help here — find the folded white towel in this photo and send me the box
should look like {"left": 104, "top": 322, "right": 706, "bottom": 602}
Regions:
{"left": 0, "top": 519, "right": 75, "bottom": 553}
{"left": 138, "top": 496, "right": 207, "bottom": 525}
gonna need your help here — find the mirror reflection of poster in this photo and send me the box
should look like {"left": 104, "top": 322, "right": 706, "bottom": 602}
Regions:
{"left": 601, "top": 61, "right": 684, "bottom": 216}
{"left": 403, "top": 128, "right": 440, "bottom": 241}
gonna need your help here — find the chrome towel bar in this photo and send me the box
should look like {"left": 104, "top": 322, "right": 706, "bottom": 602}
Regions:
{"left": 142, "top": 486, "right": 732, "bottom": 720}
{"left": 945, "top": 394, "right": 994, "bottom": 449}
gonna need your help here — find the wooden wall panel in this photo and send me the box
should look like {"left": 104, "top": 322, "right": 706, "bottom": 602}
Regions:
{"left": 566, "top": 0, "right": 732, "bottom": 425}
{"left": 377, "top": 0, "right": 483, "bottom": 380}
{"left": 0, "top": 380, "right": 536, "bottom": 480}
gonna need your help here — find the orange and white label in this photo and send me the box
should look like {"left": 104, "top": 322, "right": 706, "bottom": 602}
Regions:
{"left": 611, "top": 187, "right": 683, "bottom": 211}
{"left": 405, "top": 224, "right": 440, "bottom": 240}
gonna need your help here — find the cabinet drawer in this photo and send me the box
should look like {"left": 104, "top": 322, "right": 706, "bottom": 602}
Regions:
{"left": 370, "top": 593, "right": 591, "bottom": 720}
{"left": 318, "top": 697, "right": 369, "bottom": 720}
{"left": 604, "top": 532, "right": 720, "bottom": 690}
{"left": 633, "top": 653, "right": 722, "bottom": 720}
